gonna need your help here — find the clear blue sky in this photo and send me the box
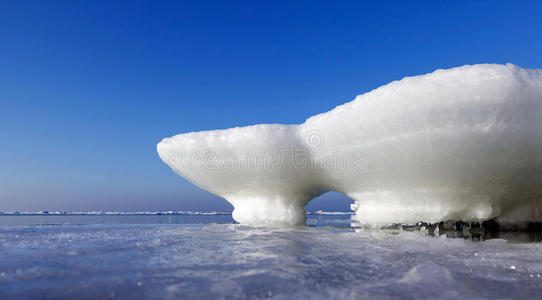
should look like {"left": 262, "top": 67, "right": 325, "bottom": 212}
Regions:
{"left": 1, "top": 1, "right": 541, "bottom": 212}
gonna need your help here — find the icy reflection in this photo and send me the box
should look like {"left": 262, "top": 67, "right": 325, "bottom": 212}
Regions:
{"left": 352, "top": 216, "right": 542, "bottom": 243}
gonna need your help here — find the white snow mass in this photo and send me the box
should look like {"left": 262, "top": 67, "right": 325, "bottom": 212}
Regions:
{"left": 158, "top": 64, "right": 542, "bottom": 226}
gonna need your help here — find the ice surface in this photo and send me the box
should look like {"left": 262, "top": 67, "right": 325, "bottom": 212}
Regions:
{"left": 1, "top": 216, "right": 542, "bottom": 299}
{"left": 157, "top": 64, "right": 542, "bottom": 226}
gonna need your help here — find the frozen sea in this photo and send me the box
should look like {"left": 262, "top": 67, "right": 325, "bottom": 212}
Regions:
{"left": 1, "top": 214, "right": 542, "bottom": 299}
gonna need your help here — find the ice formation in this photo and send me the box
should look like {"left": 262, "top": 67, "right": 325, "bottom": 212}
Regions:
{"left": 158, "top": 64, "right": 542, "bottom": 226}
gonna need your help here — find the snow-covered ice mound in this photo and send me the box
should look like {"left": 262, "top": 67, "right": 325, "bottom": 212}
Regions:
{"left": 158, "top": 64, "right": 542, "bottom": 226}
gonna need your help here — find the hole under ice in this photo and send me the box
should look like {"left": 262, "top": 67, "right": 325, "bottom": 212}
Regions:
{"left": 157, "top": 64, "right": 542, "bottom": 226}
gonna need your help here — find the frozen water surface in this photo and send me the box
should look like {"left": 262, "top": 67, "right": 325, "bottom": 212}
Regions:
{"left": 1, "top": 215, "right": 542, "bottom": 299}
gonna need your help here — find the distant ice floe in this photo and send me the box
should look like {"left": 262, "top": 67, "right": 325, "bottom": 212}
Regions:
{"left": 0, "top": 211, "right": 354, "bottom": 216}
{"left": 0, "top": 211, "right": 232, "bottom": 216}
{"left": 158, "top": 64, "right": 542, "bottom": 227}
{"left": 309, "top": 211, "right": 354, "bottom": 215}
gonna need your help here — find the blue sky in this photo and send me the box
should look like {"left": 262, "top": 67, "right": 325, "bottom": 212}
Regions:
{"left": 1, "top": 1, "right": 541, "bottom": 212}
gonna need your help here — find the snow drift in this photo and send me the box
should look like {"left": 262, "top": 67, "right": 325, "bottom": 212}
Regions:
{"left": 158, "top": 64, "right": 542, "bottom": 226}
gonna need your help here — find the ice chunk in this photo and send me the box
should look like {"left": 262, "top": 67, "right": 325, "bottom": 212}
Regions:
{"left": 158, "top": 64, "right": 542, "bottom": 226}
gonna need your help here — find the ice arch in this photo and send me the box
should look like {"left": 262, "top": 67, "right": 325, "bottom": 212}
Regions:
{"left": 158, "top": 64, "right": 542, "bottom": 226}
{"left": 306, "top": 191, "right": 354, "bottom": 213}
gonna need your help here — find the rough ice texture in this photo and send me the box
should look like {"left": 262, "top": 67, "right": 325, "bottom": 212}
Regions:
{"left": 158, "top": 64, "right": 542, "bottom": 226}
{"left": 3, "top": 221, "right": 542, "bottom": 299}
